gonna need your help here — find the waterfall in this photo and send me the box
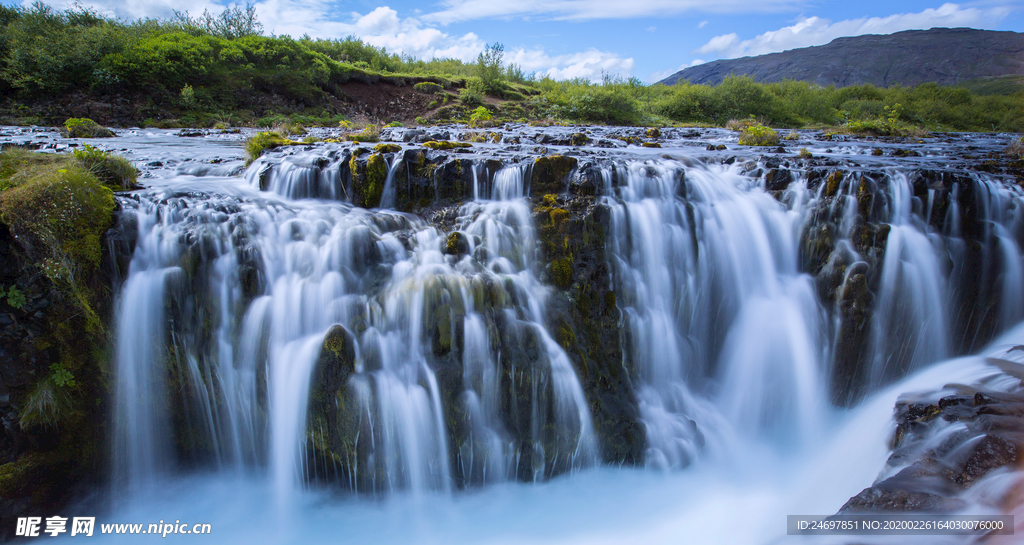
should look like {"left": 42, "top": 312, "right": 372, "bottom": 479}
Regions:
{"left": 110, "top": 134, "right": 1024, "bottom": 523}
{"left": 113, "top": 160, "right": 596, "bottom": 500}
{"left": 600, "top": 158, "right": 1024, "bottom": 468}
{"left": 604, "top": 161, "right": 827, "bottom": 467}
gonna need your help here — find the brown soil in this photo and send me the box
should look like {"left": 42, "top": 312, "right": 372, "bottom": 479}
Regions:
{"left": 0, "top": 78, "right": 456, "bottom": 128}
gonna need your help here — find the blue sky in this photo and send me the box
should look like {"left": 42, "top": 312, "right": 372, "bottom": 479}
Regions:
{"left": 7, "top": 0, "right": 1024, "bottom": 81}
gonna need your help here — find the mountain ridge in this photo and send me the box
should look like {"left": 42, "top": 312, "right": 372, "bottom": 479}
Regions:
{"left": 658, "top": 28, "right": 1024, "bottom": 88}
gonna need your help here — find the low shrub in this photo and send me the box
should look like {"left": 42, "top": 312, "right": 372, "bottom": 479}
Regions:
{"left": 61, "top": 118, "right": 114, "bottom": 138}
{"left": 459, "top": 86, "right": 483, "bottom": 106}
{"left": 738, "top": 124, "right": 780, "bottom": 146}
{"left": 345, "top": 125, "right": 381, "bottom": 143}
{"left": 414, "top": 82, "right": 443, "bottom": 93}
{"left": 469, "top": 106, "right": 492, "bottom": 127}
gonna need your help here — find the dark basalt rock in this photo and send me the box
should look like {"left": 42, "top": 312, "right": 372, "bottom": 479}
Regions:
{"left": 531, "top": 155, "right": 577, "bottom": 195}
{"left": 841, "top": 380, "right": 1024, "bottom": 514}
{"left": 532, "top": 194, "right": 644, "bottom": 465}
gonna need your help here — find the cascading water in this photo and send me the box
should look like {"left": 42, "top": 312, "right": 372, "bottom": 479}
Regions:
{"left": 86, "top": 127, "right": 1024, "bottom": 544}
{"left": 113, "top": 158, "right": 596, "bottom": 502}
{"left": 604, "top": 160, "right": 827, "bottom": 467}
{"left": 601, "top": 156, "right": 1024, "bottom": 471}
{"left": 866, "top": 171, "right": 950, "bottom": 386}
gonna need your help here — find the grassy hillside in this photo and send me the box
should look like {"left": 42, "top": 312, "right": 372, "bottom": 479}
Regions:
{"left": 0, "top": 3, "right": 1022, "bottom": 133}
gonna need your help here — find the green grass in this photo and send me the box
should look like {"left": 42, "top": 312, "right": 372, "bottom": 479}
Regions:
{"left": 0, "top": 3, "right": 1022, "bottom": 132}
{"left": 72, "top": 145, "right": 138, "bottom": 189}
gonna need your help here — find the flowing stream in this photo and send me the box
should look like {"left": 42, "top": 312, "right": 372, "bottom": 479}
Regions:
{"left": 39, "top": 127, "right": 1024, "bottom": 543}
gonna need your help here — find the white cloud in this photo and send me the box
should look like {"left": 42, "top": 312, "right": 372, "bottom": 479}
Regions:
{"left": 698, "top": 20, "right": 708, "bottom": 28}
{"left": 423, "top": 0, "right": 804, "bottom": 24}
{"left": 695, "top": 2, "right": 1013, "bottom": 59}
{"left": 646, "top": 26, "right": 656, "bottom": 33}
{"left": 508, "top": 48, "right": 634, "bottom": 81}
{"left": 243, "top": 1, "right": 486, "bottom": 61}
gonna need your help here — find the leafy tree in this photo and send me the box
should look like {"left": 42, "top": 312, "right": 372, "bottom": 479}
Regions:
{"left": 171, "top": 3, "right": 263, "bottom": 39}
{"left": 476, "top": 43, "right": 505, "bottom": 94}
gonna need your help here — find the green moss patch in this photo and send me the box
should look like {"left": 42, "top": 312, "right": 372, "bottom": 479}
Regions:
{"left": 244, "top": 131, "right": 300, "bottom": 166}
{"left": 531, "top": 155, "right": 576, "bottom": 195}
{"left": 422, "top": 141, "right": 472, "bottom": 150}
{"left": 373, "top": 143, "right": 402, "bottom": 154}
{"left": 61, "top": 118, "right": 114, "bottom": 138}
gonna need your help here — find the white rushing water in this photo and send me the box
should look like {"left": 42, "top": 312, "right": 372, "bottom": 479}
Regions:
{"left": 88, "top": 330, "right": 1024, "bottom": 544}
{"left": 113, "top": 162, "right": 596, "bottom": 504}
{"left": 99, "top": 137, "right": 1024, "bottom": 543}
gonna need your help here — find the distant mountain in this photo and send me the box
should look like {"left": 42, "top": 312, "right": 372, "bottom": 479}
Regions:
{"left": 658, "top": 28, "right": 1024, "bottom": 88}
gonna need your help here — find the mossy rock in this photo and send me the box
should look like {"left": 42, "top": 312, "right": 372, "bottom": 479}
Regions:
{"left": 569, "top": 133, "right": 591, "bottom": 147}
{"left": 551, "top": 257, "right": 573, "bottom": 289}
{"left": 373, "top": 143, "right": 402, "bottom": 154}
{"left": 423, "top": 141, "right": 472, "bottom": 150}
{"left": 825, "top": 171, "right": 843, "bottom": 197}
{"left": 0, "top": 162, "right": 115, "bottom": 277}
{"left": 350, "top": 153, "right": 388, "bottom": 208}
{"left": 531, "top": 155, "right": 577, "bottom": 195}
{"left": 443, "top": 231, "right": 469, "bottom": 256}
{"left": 61, "top": 118, "right": 114, "bottom": 139}
{"left": 645, "top": 127, "right": 661, "bottom": 138}
{"left": 549, "top": 208, "right": 570, "bottom": 227}
{"left": 316, "top": 324, "right": 357, "bottom": 395}
{"left": 737, "top": 124, "right": 779, "bottom": 146}
{"left": 641, "top": 142, "right": 661, "bottom": 148}
{"left": 245, "top": 131, "right": 299, "bottom": 166}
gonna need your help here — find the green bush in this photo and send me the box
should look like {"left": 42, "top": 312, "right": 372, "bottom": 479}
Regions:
{"left": 414, "top": 82, "right": 443, "bottom": 93}
{"left": 469, "top": 106, "right": 492, "bottom": 127}
{"left": 62, "top": 118, "right": 113, "bottom": 138}
{"left": 179, "top": 84, "right": 197, "bottom": 108}
{"left": 459, "top": 80, "right": 485, "bottom": 106}
{"left": 476, "top": 43, "right": 505, "bottom": 95}
{"left": 737, "top": 124, "right": 779, "bottom": 146}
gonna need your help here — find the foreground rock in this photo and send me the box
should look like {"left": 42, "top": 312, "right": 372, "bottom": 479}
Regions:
{"left": 841, "top": 356, "right": 1024, "bottom": 514}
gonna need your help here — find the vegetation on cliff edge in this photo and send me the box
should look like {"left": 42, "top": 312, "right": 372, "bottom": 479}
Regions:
{"left": 0, "top": 3, "right": 1021, "bottom": 132}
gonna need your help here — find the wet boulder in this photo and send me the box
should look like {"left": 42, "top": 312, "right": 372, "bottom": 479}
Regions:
{"left": 318, "top": 325, "right": 357, "bottom": 388}
{"left": 443, "top": 231, "right": 470, "bottom": 256}
{"left": 531, "top": 156, "right": 577, "bottom": 196}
